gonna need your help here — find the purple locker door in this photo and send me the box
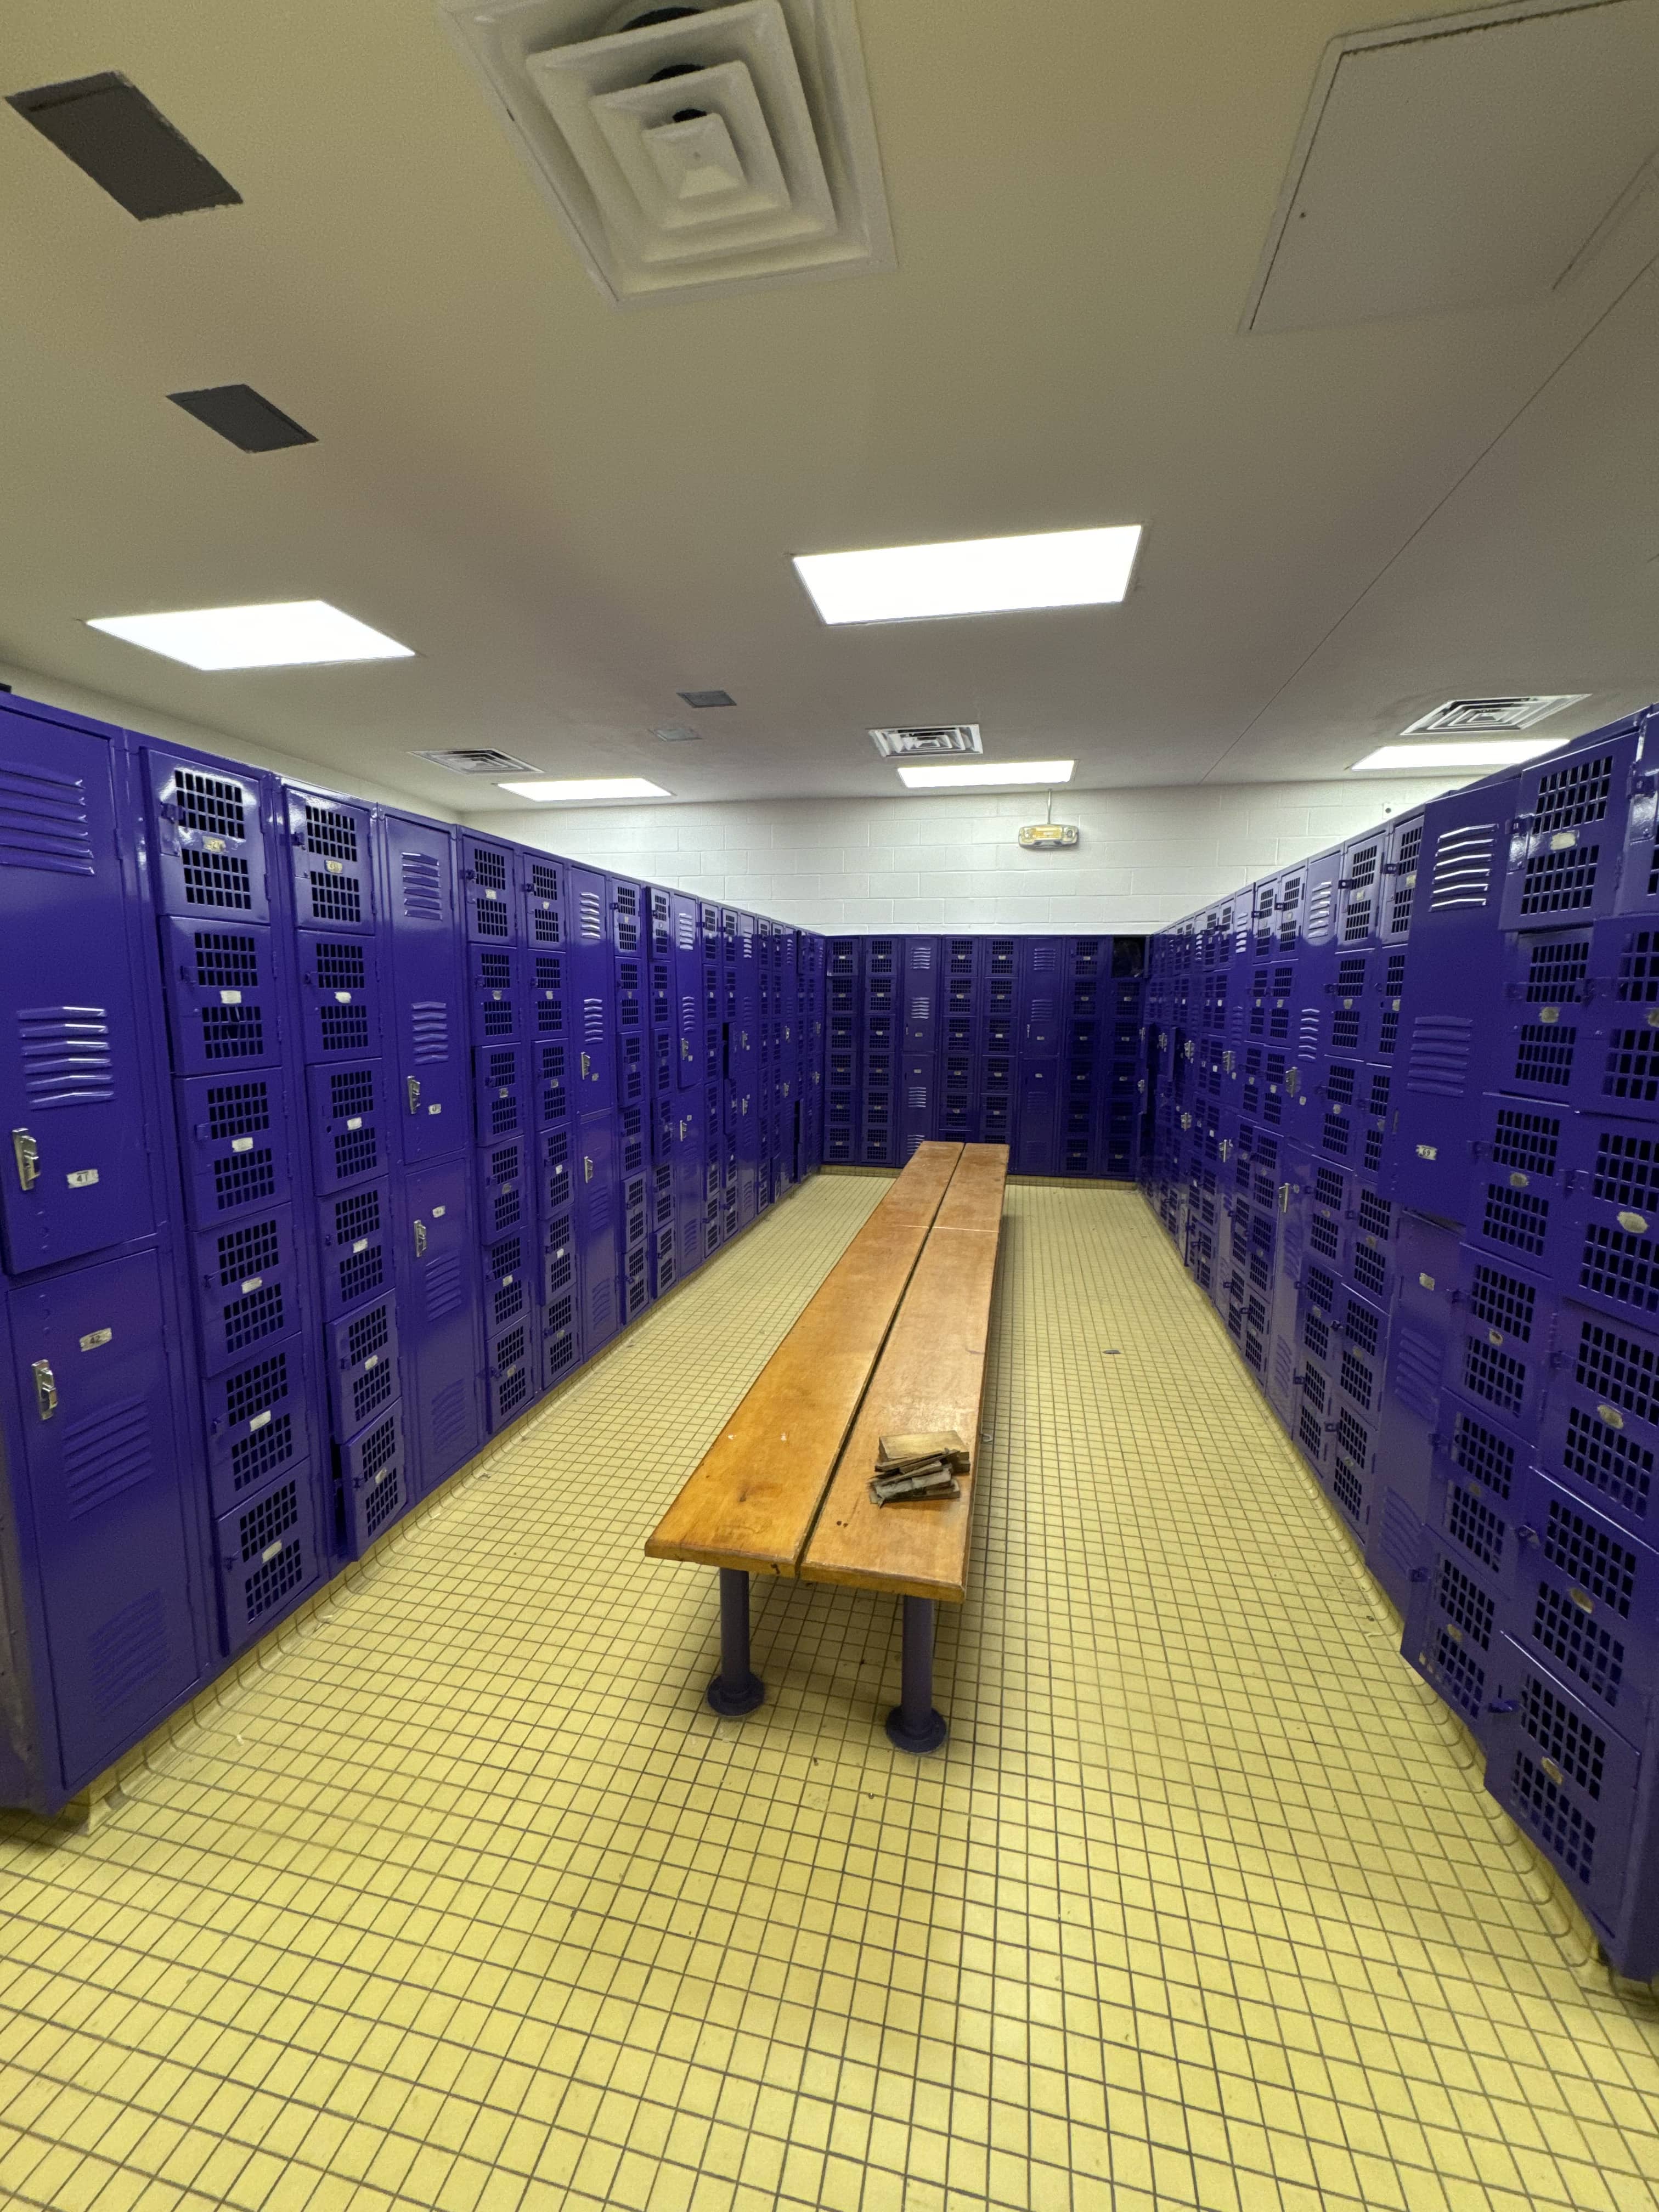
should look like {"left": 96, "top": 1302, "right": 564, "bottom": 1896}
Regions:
{"left": 1019, "top": 940, "right": 1064, "bottom": 1056}
{"left": 0, "top": 712, "right": 154, "bottom": 1272}
{"left": 8, "top": 1249, "right": 201, "bottom": 1787}
{"left": 145, "top": 748, "right": 270, "bottom": 924}
{"left": 461, "top": 835, "right": 517, "bottom": 945}
{"left": 1013, "top": 1061, "right": 1060, "bottom": 1173}
{"left": 576, "top": 1109, "right": 620, "bottom": 1355}
{"left": 568, "top": 868, "right": 615, "bottom": 1109}
{"left": 673, "top": 894, "right": 701, "bottom": 1092}
{"left": 285, "top": 788, "right": 375, "bottom": 934}
{"left": 382, "top": 815, "right": 468, "bottom": 1162}
{"left": 400, "top": 1154, "right": 483, "bottom": 1494}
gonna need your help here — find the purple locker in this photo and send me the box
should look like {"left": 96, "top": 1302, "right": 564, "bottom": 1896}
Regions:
{"left": 324, "top": 1290, "right": 400, "bottom": 1438}
{"left": 1617, "top": 708, "right": 1659, "bottom": 919}
{"left": 487, "top": 1317, "right": 533, "bottom": 1428}
{"left": 522, "top": 854, "right": 564, "bottom": 948}
{"left": 1337, "top": 827, "right": 1386, "bottom": 948}
{"left": 295, "top": 932, "right": 382, "bottom": 1064}
{"left": 673, "top": 896, "right": 704, "bottom": 1096}
{"left": 544, "top": 1266, "right": 579, "bottom": 1391}
{"left": 316, "top": 1179, "right": 393, "bottom": 1320}
{"left": 542, "top": 1123, "right": 572, "bottom": 1223}
{"left": 201, "top": 1337, "right": 315, "bottom": 1518}
{"left": 568, "top": 867, "right": 614, "bottom": 1111}
{"left": 1019, "top": 940, "right": 1064, "bottom": 1057}
{"left": 1402, "top": 1539, "right": 1503, "bottom": 1746}
{"left": 399, "top": 1153, "right": 483, "bottom": 1494}
{"left": 339, "top": 1400, "right": 410, "bottom": 1553}
{"left": 1499, "top": 718, "right": 1644, "bottom": 932}
{"left": 285, "top": 789, "right": 375, "bottom": 934}
{"left": 733, "top": 914, "right": 759, "bottom": 1215}
{"left": 461, "top": 834, "right": 517, "bottom": 944}
{"left": 7, "top": 1248, "right": 202, "bottom": 1784}
{"left": 192, "top": 1203, "right": 303, "bottom": 1374}
{"left": 1013, "top": 1060, "right": 1060, "bottom": 1174}
{"left": 1378, "top": 811, "right": 1427, "bottom": 945}
{"left": 159, "top": 917, "right": 278, "bottom": 1076}
{"left": 477, "top": 1136, "right": 527, "bottom": 1240}
{"left": 213, "top": 1468, "right": 323, "bottom": 1655}
{"left": 470, "top": 944, "right": 526, "bottom": 1044}
{"left": 1446, "top": 1243, "right": 1554, "bottom": 1444}
{"left": 381, "top": 813, "right": 468, "bottom": 1163}
{"left": 174, "top": 1072, "right": 294, "bottom": 1227}
{"left": 146, "top": 749, "right": 270, "bottom": 925}
{"left": 473, "top": 1043, "right": 527, "bottom": 1145}
{"left": 1537, "top": 1297, "right": 1659, "bottom": 1544}
{"left": 306, "top": 1060, "right": 388, "bottom": 1190}
{"left": 533, "top": 949, "right": 567, "bottom": 1042}
{"left": 1, "top": 712, "right": 155, "bottom": 1271}
{"left": 534, "top": 1037, "right": 569, "bottom": 1130}
{"left": 576, "top": 1110, "right": 620, "bottom": 1356}
{"left": 1387, "top": 770, "right": 1524, "bottom": 1218}
{"left": 483, "top": 1225, "right": 531, "bottom": 1336}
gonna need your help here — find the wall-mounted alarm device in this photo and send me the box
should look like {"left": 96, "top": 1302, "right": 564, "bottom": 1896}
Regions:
{"left": 1018, "top": 823, "right": 1079, "bottom": 849}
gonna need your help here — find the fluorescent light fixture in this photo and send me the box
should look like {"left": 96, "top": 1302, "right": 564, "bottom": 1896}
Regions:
{"left": 794, "top": 526, "right": 1141, "bottom": 625}
{"left": 896, "top": 759, "right": 1074, "bottom": 791}
{"left": 496, "top": 777, "right": 672, "bottom": 802}
{"left": 1350, "top": 737, "right": 1572, "bottom": 772}
{"left": 86, "top": 600, "right": 413, "bottom": 669}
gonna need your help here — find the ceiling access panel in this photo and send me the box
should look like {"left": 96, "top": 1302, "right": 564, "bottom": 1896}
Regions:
{"left": 379, "top": 814, "right": 469, "bottom": 1167}
{"left": 1387, "top": 772, "right": 1525, "bottom": 1218}
{"left": 1500, "top": 716, "right": 1646, "bottom": 933}
{"left": 285, "top": 791, "right": 376, "bottom": 937}
{"left": 460, "top": 834, "right": 519, "bottom": 945}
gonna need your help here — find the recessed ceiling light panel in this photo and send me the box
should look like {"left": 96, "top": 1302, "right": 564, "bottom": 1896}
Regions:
{"left": 795, "top": 526, "right": 1141, "bottom": 625}
{"left": 87, "top": 601, "right": 414, "bottom": 669}
{"left": 896, "top": 759, "right": 1074, "bottom": 791}
{"left": 496, "top": 777, "right": 672, "bottom": 802}
{"left": 1351, "top": 738, "right": 1572, "bottom": 771}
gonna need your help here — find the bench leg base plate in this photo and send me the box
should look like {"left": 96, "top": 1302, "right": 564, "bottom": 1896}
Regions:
{"left": 707, "top": 1673, "right": 765, "bottom": 1717}
{"left": 884, "top": 1705, "right": 947, "bottom": 1755}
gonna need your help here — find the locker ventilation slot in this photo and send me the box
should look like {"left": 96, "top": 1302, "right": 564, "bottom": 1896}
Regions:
{"left": 63, "top": 1396, "right": 154, "bottom": 1517}
{"left": 314, "top": 941, "right": 365, "bottom": 991}
{"left": 1533, "top": 754, "right": 1612, "bottom": 836}
{"left": 1451, "top": 1414, "right": 1514, "bottom": 1499}
{"left": 1575, "top": 1319, "right": 1659, "bottom": 1424}
{"left": 0, "top": 759, "right": 95, "bottom": 873}
{"left": 1580, "top": 1224, "right": 1659, "bottom": 1314}
{"left": 225, "top": 1351, "right": 287, "bottom": 1427}
{"left": 193, "top": 932, "right": 259, "bottom": 988}
{"left": 1542, "top": 1502, "right": 1636, "bottom": 1616}
{"left": 1429, "top": 826, "right": 1496, "bottom": 911}
{"left": 239, "top": 1481, "right": 301, "bottom": 1566}
{"left": 303, "top": 805, "right": 358, "bottom": 862}
{"left": 308, "top": 871, "right": 362, "bottom": 925}
{"left": 1515, "top": 1024, "right": 1575, "bottom": 1088}
{"left": 175, "top": 771, "right": 247, "bottom": 840}
{"left": 19, "top": 1006, "right": 114, "bottom": 1104}
{"left": 431, "top": 1381, "right": 469, "bottom": 1449}
{"left": 1521, "top": 1675, "right": 1606, "bottom": 1798}
{"left": 411, "top": 1002, "right": 449, "bottom": 1063}
{"left": 400, "top": 852, "right": 444, "bottom": 922}
{"left": 1593, "top": 1130, "right": 1659, "bottom": 1209}
{"left": 347, "top": 1304, "right": 391, "bottom": 1366}
{"left": 1448, "top": 1484, "right": 1504, "bottom": 1571}
{"left": 319, "top": 1004, "right": 368, "bottom": 1053}
{"left": 340, "top": 1247, "right": 385, "bottom": 1304}
{"left": 181, "top": 848, "right": 252, "bottom": 910}
{"left": 1520, "top": 845, "right": 1599, "bottom": 916}
{"left": 1511, "top": 1757, "right": 1595, "bottom": 1882}
{"left": 425, "top": 1249, "right": 465, "bottom": 1323}
{"left": 1482, "top": 1183, "right": 1549, "bottom": 1256}
{"left": 212, "top": 1147, "right": 275, "bottom": 1211}
{"left": 1407, "top": 1016, "right": 1471, "bottom": 1097}
{"left": 1431, "top": 1630, "right": 1485, "bottom": 1720}
{"left": 1604, "top": 1029, "right": 1659, "bottom": 1104}
{"left": 87, "top": 1591, "right": 167, "bottom": 1713}
{"left": 230, "top": 1414, "right": 294, "bottom": 1492}
{"left": 330, "top": 1069, "right": 375, "bottom": 1116}
{"left": 243, "top": 1539, "right": 304, "bottom": 1622}
{"left": 1468, "top": 1264, "right": 1535, "bottom": 1340}
{"left": 1616, "top": 932, "right": 1659, "bottom": 1003}
{"left": 1464, "top": 1336, "right": 1526, "bottom": 1415}
{"left": 1561, "top": 1404, "right": 1653, "bottom": 1518}
{"left": 217, "top": 1218, "right": 280, "bottom": 1285}
{"left": 223, "top": 1283, "right": 284, "bottom": 1351}
{"left": 207, "top": 1080, "right": 270, "bottom": 1138}
{"left": 202, "top": 1005, "right": 264, "bottom": 1059}
{"left": 1437, "top": 1558, "right": 1493, "bottom": 1650}
{"left": 1531, "top": 1584, "right": 1622, "bottom": 1706}
{"left": 1526, "top": 939, "right": 1588, "bottom": 1002}
{"left": 1491, "top": 1109, "right": 1559, "bottom": 1178}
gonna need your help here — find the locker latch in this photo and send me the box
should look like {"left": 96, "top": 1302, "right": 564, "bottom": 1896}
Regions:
{"left": 584, "top": 1155, "right": 594, "bottom": 1183}
{"left": 407, "top": 1076, "right": 421, "bottom": 1115}
{"left": 31, "top": 1359, "right": 57, "bottom": 1421}
{"left": 413, "top": 1221, "right": 428, "bottom": 1257}
{"left": 12, "top": 1128, "right": 40, "bottom": 1192}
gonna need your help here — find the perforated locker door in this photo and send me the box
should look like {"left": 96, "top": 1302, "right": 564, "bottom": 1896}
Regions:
{"left": 381, "top": 814, "right": 467, "bottom": 1163}
{"left": 286, "top": 788, "right": 375, "bottom": 933}
{"left": 1019, "top": 940, "right": 1064, "bottom": 1057}
{"left": 0, "top": 708, "right": 154, "bottom": 1271}
{"left": 9, "top": 1248, "right": 201, "bottom": 1790}
{"left": 398, "top": 1153, "right": 483, "bottom": 1496}
{"left": 672, "top": 893, "right": 700, "bottom": 1092}
{"left": 567, "top": 867, "right": 614, "bottom": 1108}
{"left": 575, "top": 1109, "right": 620, "bottom": 1357}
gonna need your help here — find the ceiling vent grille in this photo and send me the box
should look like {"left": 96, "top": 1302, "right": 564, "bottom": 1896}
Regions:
{"left": 441, "top": 0, "right": 894, "bottom": 306}
{"left": 1401, "top": 696, "right": 1588, "bottom": 735}
{"left": 414, "top": 748, "right": 541, "bottom": 774}
{"left": 869, "top": 725, "right": 983, "bottom": 759}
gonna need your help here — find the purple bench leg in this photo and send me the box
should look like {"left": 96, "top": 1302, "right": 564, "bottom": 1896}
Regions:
{"left": 885, "top": 1596, "right": 947, "bottom": 1753}
{"left": 707, "top": 1568, "right": 765, "bottom": 1716}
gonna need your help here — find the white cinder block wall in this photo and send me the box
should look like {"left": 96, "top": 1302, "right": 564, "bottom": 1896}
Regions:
{"left": 480, "top": 779, "right": 1457, "bottom": 935}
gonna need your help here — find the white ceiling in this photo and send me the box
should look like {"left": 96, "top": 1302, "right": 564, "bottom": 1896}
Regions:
{"left": 1, "top": 0, "right": 1657, "bottom": 816}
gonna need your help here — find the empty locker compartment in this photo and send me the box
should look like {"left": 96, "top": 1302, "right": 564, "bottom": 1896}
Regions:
{"left": 286, "top": 789, "right": 375, "bottom": 933}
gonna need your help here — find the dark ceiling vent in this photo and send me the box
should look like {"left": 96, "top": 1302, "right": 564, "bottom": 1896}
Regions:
{"left": 679, "top": 689, "right": 734, "bottom": 708}
{"left": 7, "top": 72, "right": 241, "bottom": 220}
{"left": 168, "top": 385, "right": 315, "bottom": 454}
{"left": 413, "top": 749, "right": 540, "bottom": 775}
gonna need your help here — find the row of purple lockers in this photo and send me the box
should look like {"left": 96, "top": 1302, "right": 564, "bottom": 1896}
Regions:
{"left": 1141, "top": 703, "right": 1659, "bottom": 1978}
{"left": 0, "top": 689, "right": 823, "bottom": 1816}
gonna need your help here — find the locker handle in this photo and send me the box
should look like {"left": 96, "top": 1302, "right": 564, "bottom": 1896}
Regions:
{"left": 413, "top": 1221, "right": 428, "bottom": 1257}
{"left": 407, "top": 1076, "right": 421, "bottom": 1115}
{"left": 584, "top": 1155, "right": 594, "bottom": 1183}
{"left": 12, "top": 1128, "right": 40, "bottom": 1192}
{"left": 31, "top": 1359, "right": 57, "bottom": 1421}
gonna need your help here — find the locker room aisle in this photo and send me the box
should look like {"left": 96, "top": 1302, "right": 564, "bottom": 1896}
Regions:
{"left": 2, "top": 1175, "right": 1658, "bottom": 2212}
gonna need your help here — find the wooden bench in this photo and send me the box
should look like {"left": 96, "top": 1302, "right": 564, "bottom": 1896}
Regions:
{"left": 646, "top": 1141, "right": 963, "bottom": 1714}
{"left": 800, "top": 1143, "right": 1007, "bottom": 1750}
{"left": 646, "top": 1141, "right": 1007, "bottom": 1750}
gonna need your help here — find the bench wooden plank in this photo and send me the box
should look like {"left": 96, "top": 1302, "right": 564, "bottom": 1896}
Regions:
{"left": 799, "top": 1144, "right": 1007, "bottom": 1605}
{"left": 644, "top": 1142, "right": 963, "bottom": 1576}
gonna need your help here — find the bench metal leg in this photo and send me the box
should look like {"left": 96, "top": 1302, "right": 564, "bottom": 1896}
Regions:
{"left": 706, "top": 1568, "right": 764, "bottom": 1716}
{"left": 885, "top": 1596, "right": 947, "bottom": 1753}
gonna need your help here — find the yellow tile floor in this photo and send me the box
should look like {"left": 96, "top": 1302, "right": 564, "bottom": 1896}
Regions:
{"left": 4, "top": 1176, "right": 1659, "bottom": 2212}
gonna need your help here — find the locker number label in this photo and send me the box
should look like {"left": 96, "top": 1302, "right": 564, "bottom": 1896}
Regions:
{"left": 78, "top": 1328, "right": 112, "bottom": 1352}
{"left": 232, "top": 1137, "right": 253, "bottom": 1153}
{"left": 249, "top": 1409, "right": 273, "bottom": 1430}
{"left": 66, "top": 1169, "right": 99, "bottom": 1188}
{"left": 219, "top": 989, "right": 243, "bottom": 1005}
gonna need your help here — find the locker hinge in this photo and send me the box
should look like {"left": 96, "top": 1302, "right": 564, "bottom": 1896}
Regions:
{"left": 407, "top": 1076, "right": 421, "bottom": 1115}
{"left": 31, "top": 1359, "right": 57, "bottom": 1420}
{"left": 12, "top": 1128, "right": 40, "bottom": 1192}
